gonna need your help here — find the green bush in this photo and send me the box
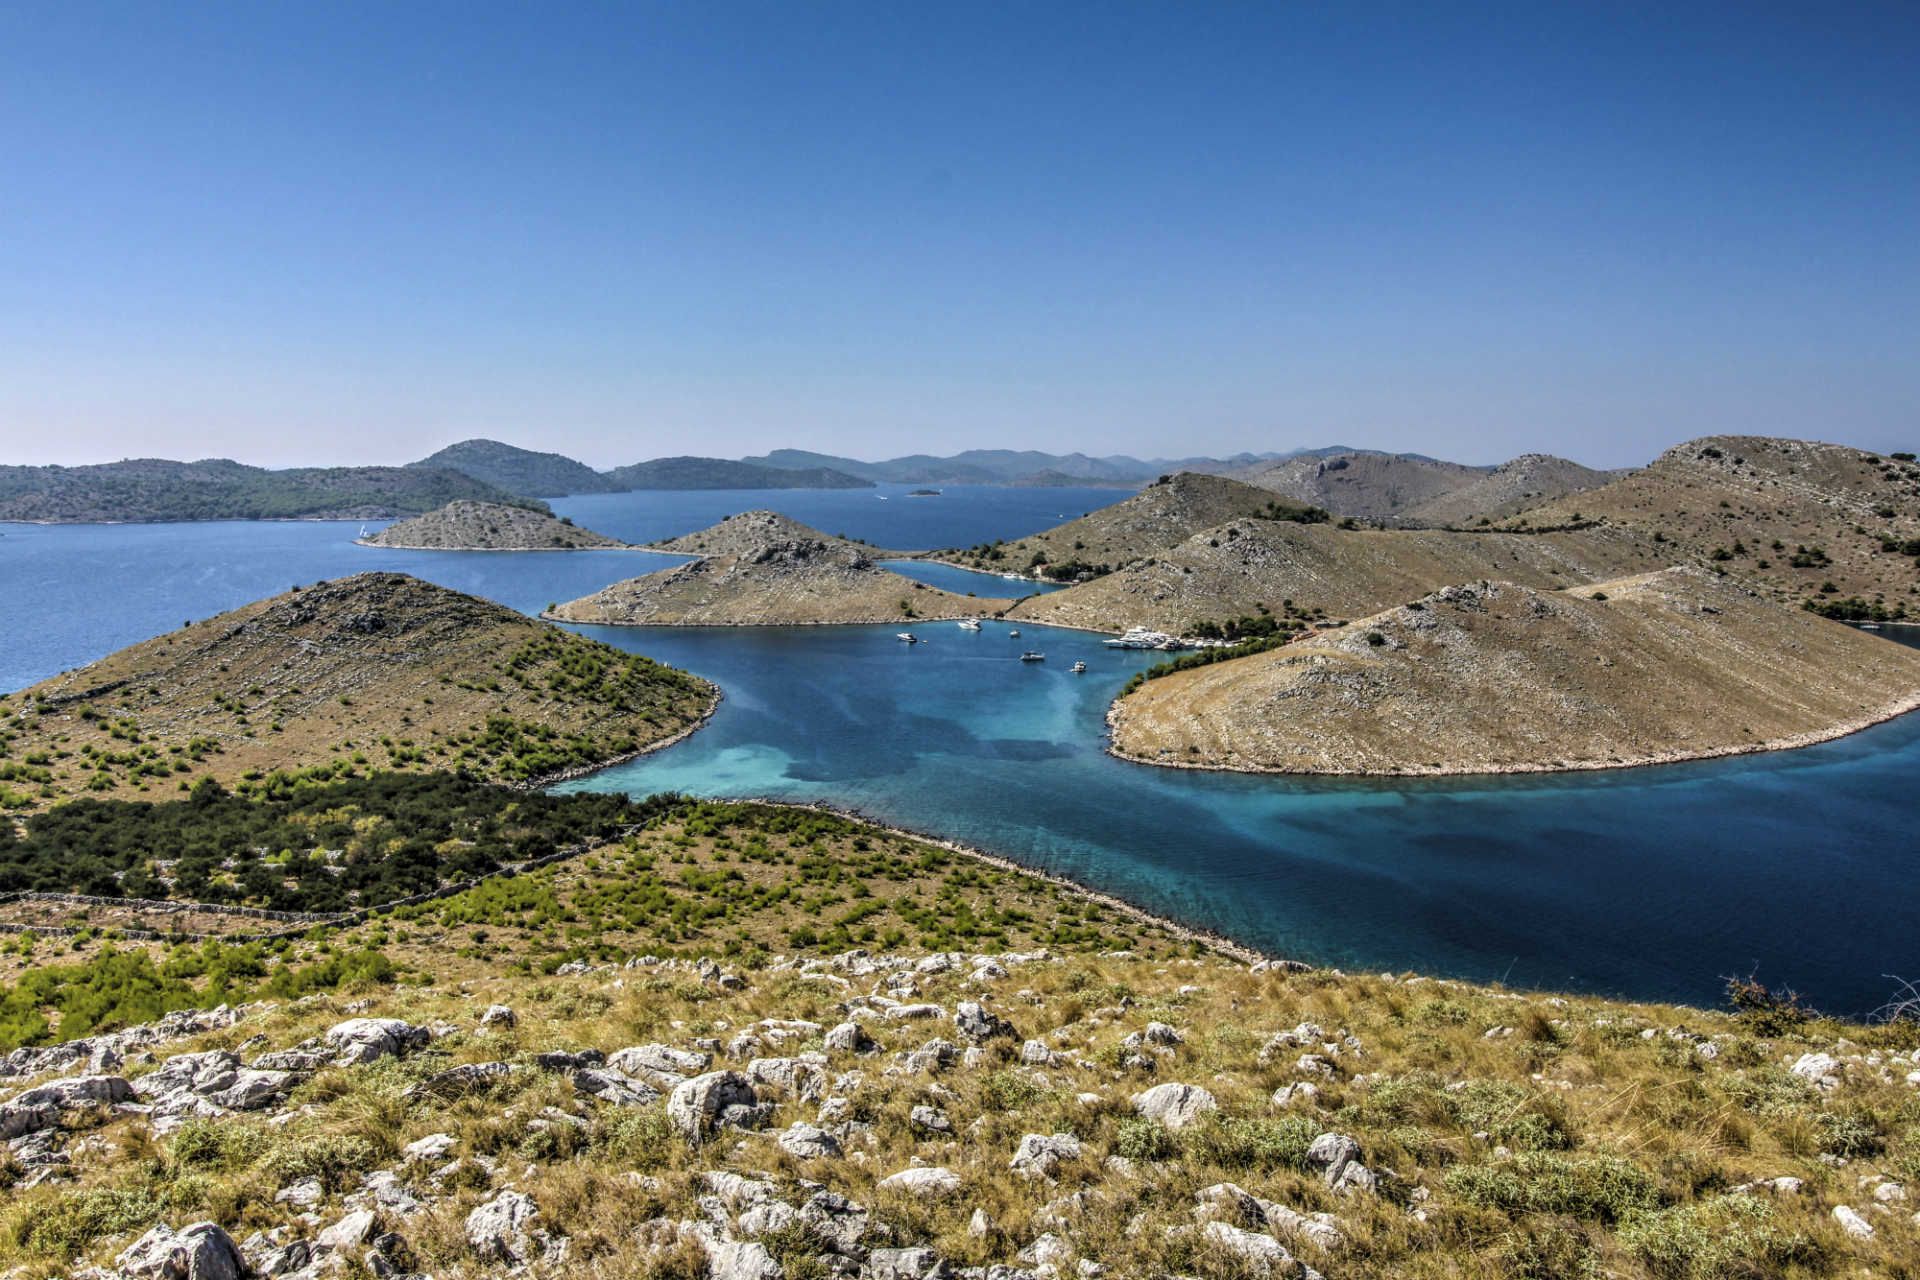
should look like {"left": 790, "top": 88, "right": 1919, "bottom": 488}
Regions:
{"left": 1618, "top": 1195, "right": 1820, "bottom": 1279}
{"left": 1184, "top": 1113, "right": 1319, "bottom": 1172}
{"left": 4, "top": 1186, "right": 163, "bottom": 1259}
{"left": 1445, "top": 1152, "right": 1659, "bottom": 1223}
{"left": 1112, "top": 1116, "right": 1178, "bottom": 1162}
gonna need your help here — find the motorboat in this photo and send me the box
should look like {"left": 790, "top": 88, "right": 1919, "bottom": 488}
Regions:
{"left": 957, "top": 618, "right": 981, "bottom": 631}
{"left": 1009, "top": 629, "right": 1021, "bottom": 637}
{"left": 1070, "top": 661, "right": 1087, "bottom": 673}
{"left": 896, "top": 632, "right": 920, "bottom": 643}
{"left": 1020, "top": 651, "right": 1046, "bottom": 662}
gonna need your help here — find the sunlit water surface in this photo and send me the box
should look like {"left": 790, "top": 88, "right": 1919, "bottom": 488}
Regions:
{"left": 4, "top": 487, "right": 1916, "bottom": 1012}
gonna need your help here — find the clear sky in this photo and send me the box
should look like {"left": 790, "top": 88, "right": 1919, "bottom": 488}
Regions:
{"left": 1, "top": 2, "right": 1914, "bottom": 470}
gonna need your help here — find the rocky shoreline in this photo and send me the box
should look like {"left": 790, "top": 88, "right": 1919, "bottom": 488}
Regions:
{"left": 527, "top": 685, "right": 725, "bottom": 788}
{"left": 1105, "top": 685, "right": 1920, "bottom": 778}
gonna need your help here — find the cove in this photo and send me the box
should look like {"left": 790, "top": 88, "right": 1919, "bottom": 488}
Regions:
{"left": 5, "top": 496, "right": 1918, "bottom": 1015}
{"left": 558, "top": 619, "right": 1920, "bottom": 1017}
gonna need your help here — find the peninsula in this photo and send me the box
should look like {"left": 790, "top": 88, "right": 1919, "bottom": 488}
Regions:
{"left": 0, "top": 572, "right": 714, "bottom": 810}
{"left": 359, "top": 500, "right": 629, "bottom": 550}
{"left": 548, "top": 511, "right": 1010, "bottom": 626}
{"left": 1110, "top": 566, "right": 1920, "bottom": 776}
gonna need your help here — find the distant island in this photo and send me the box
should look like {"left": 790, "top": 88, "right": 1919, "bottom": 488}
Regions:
{"left": 0, "top": 458, "right": 541, "bottom": 524}
{"left": 547, "top": 510, "right": 1009, "bottom": 626}
{"left": 359, "top": 500, "right": 629, "bottom": 550}
{"left": 0, "top": 438, "right": 1658, "bottom": 523}
{"left": 600, "top": 455, "right": 872, "bottom": 490}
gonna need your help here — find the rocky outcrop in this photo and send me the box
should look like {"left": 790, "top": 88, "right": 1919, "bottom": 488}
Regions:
{"left": 361, "top": 499, "right": 628, "bottom": 550}
{"left": 550, "top": 513, "right": 1006, "bottom": 626}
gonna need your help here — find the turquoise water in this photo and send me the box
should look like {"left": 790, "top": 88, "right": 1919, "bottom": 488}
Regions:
{"left": 4, "top": 490, "right": 1918, "bottom": 1013}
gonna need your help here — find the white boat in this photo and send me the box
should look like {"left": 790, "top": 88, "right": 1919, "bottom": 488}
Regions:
{"left": 358, "top": 525, "right": 371, "bottom": 539}
{"left": 1070, "top": 661, "right": 1087, "bottom": 673}
{"left": 896, "top": 632, "right": 920, "bottom": 643}
{"left": 1009, "top": 628, "right": 1020, "bottom": 637}
{"left": 1001, "top": 573, "right": 1022, "bottom": 581}
{"left": 956, "top": 618, "right": 982, "bottom": 631}
{"left": 1104, "top": 625, "right": 1180, "bottom": 650}
{"left": 1020, "top": 651, "right": 1046, "bottom": 662}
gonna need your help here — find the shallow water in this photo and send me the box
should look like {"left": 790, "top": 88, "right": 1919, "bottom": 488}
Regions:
{"left": 4, "top": 490, "right": 1917, "bottom": 1013}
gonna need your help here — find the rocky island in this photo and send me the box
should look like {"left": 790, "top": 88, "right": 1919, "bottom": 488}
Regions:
{"left": 0, "top": 572, "right": 714, "bottom": 809}
{"left": 549, "top": 511, "right": 1012, "bottom": 626}
{"left": 359, "top": 500, "right": 630, "bottom": 551}
{"left": 1110, "top": 566, "right": 1920, "bottom": 775}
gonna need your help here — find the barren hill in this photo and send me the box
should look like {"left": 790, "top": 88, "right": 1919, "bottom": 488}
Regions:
{"left": 0, "top": 573, "right": 714, "bottom": 808}
{"left": 553, "top": 516, "right": 1007, "bottom": 626}
{"left": 1010, "top": 516, "right": 1659, "bottom": 634}
{"left": 649, "top": 510, "right": 895, "bottom": 558}
{"left": 1240, "top": 451, "right": 1614, "bottom": 526}
{"left": 937, "top": 473, "right": 1324, "bottom": 579}
{"left": 1502, "top": 435, "right": 1920, "bottom": 614}
{"left": 1111, "top": 566, "right": 1920, "bottom": 775}
{"left": 1404, "top": 453, "right": 1618, "bottom": 525}
{"left": 1239, "top": 452, "right": 1484, "bottom": 522}
{"left": 362, "top": 501, "right": 628, "bottom": 550}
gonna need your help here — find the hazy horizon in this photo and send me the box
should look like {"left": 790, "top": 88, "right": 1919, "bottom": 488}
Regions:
{"left": 3, "top": 4, "right": 1915, "bottom": 472}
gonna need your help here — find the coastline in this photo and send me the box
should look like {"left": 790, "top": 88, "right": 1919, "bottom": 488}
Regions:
{"left": 526, "top": 684, "right": 725, "bottom": 788}
{"left": 354, "top": 538, "right": 649, "bottom": 553}
{"left": 620, "top": 793, "right": 1284, "bottom": 969}
{"left": 540, "top": 604, "right": 1019, "bottom": 628}
{"left": 1103, "top": 685, "right": 1920, "bottom": 778}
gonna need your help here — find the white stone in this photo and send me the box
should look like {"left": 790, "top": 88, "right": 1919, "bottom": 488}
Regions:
{"left": 1131, "top": 1082, "right": 1217, "bottom": 1130}
{"left": 877, "top": 1165, "right": 963, "bottom": 1197}
{"left": 1832, "top": 1204, "right": 1875, "bottom": 1239}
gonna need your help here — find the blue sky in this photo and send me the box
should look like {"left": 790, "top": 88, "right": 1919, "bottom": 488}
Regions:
{"left": 0, "top": 2, "right": 1914, "bottom": 469}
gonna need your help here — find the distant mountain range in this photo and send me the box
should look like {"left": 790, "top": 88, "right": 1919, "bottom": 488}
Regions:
{"left": 0, "top": 437, "right": 1629, "bottom": 525}
{"left": 399, "top": 440, "right": 1327, "bottom": 496}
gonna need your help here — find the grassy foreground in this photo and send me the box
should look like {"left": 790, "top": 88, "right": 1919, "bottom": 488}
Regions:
{"left": 1, "top": 797, "right": 1916, "bottom": 1279}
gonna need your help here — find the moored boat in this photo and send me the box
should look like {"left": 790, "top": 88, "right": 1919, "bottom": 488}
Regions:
{"left": 1020, "top": 651, "right": 1045, "bottom": 662}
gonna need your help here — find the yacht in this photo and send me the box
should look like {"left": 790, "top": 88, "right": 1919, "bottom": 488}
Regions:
{"left": 1070, "top": 660, "right": 1087, "bottom": 673}
{"left": 1020, "top": 651, "right": 1046, "bottom": 662}
{"left": 896, "top": 632, "right": 920, "bottom": 644}
{"left": 956, "top": 618, "right": 981, "bottom": 631}
{"left": 358, "top": 525, "right": 371, "bottom": 539}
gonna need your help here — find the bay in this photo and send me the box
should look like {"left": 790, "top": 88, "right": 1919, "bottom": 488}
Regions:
{"left": 4, "top": 485, "right": 1916, "bottom": 1014}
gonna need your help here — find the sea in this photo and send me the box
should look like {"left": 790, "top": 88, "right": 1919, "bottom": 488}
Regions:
{"left": 4, "top": 483, "right": 1916, "bottom": 1014}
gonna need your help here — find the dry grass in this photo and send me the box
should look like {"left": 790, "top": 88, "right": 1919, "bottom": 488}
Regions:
{"left": 4, "top": 947, "right": 1916, "bottom": 1279}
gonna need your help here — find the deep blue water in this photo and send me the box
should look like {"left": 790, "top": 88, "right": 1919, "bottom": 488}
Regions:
{"left": 4, "top": 493, "right": 1918, "bottom": 1014}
